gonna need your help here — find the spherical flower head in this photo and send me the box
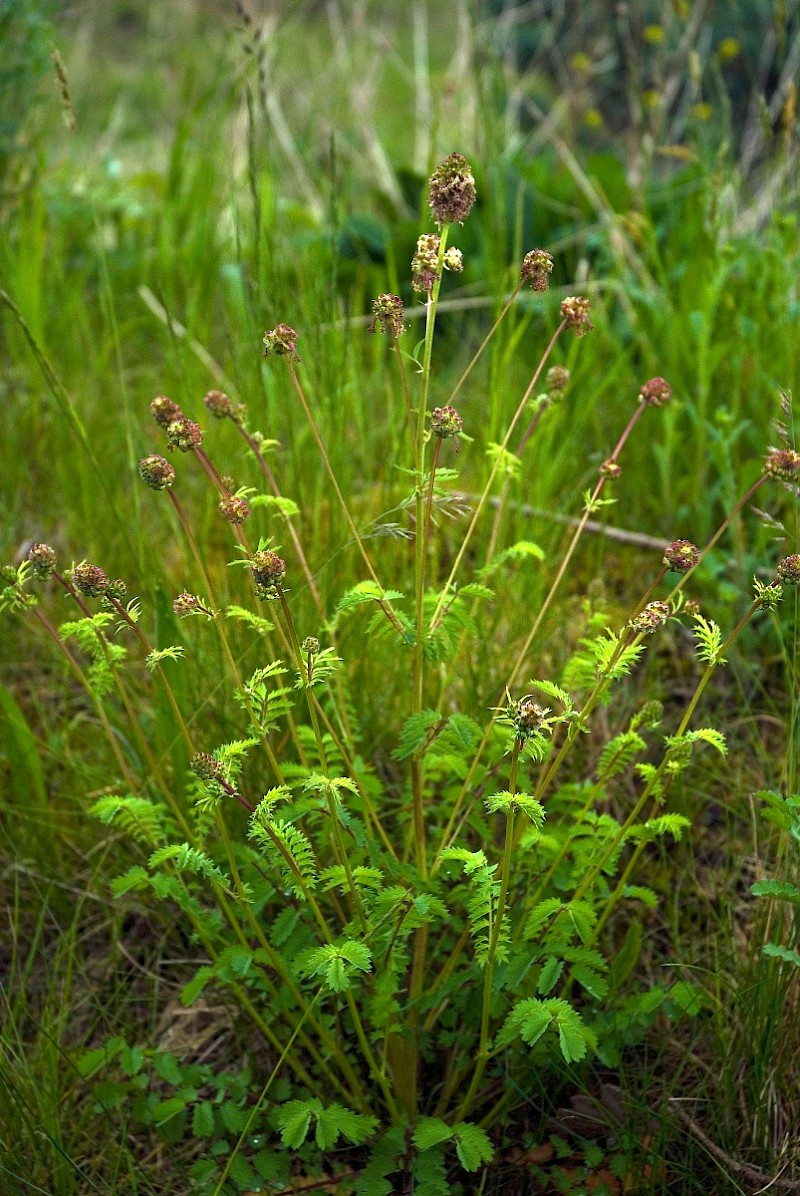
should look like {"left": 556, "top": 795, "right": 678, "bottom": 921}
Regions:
{"left": 754, "top": 578, "right": 782, "bottom": 610}
{"left": 443, "top": 247, "right": 464, "bottom": 273}
{"left": 105, "top": 578, "right": 127, "bottom": 602}
{"left": 71, "top": 561, "right": 110, "bottom": 598}
{"left": 166, "top": 418, "right": 203, "bottom": 453}
{"left": 764, "top": 448, "right": 800, "bottom": 480}
{"left": 412, "top": 234, "right": 441, "bottom": 294}
{"left": 369, "top": 294, "right": 405, "bottom": 337}
{"left": 302, "top": 636, "right": 320, "bottom": 655}
{"left": 684, "top": 598, "right": 700, "bottom": 616}
{"left": 663, "top": 539, "right": 700, "bottom": 573}
{"left": 560, "top": 296, "right": 593, "bottom": 336}
{"left": 173, "top": 591, "right": 201, "bottom": 617}
{"left": 250, "top": 549, "right": 286, "bottom": 596}
{"left": 428, "top": 152, "right": 476, "bottom": 227}
{"left": 28, "top": 543, "right": 57, "bottom": 580}
{"left": 138, "top": 454, "right": 176, "bottom": 490}
{"left": 630, "top": 600, "right": 670, "bottom": 634}
{"left": 639, "top": 377, "right": 672, "bottom": 407}
{"left": 777, "top": 554, "right": 800, "bottom": 586}
{"left": 218, "top": 495, "right": 250, "bottom": 524}
{"left": 150, "top": 395, "right": 184, "bottom": 428}
{"left": 430, "top": 405, "right": 463, "bottom": 439}
{"left": 263, "top": 324, "right": 300, "bottom": 362}
{"left": 546, "top": 365, "right": 570, "bottom": 398}
{"left": 599, "top": 459, "right": 622, "bottom": 479}
{"left": 521, "top": 249, "right": 554, "bottom": 292}
{"left": 512, "top": 697, "right": 550, "bottom": 741}
{"left": 204, "top": 390, "right": 235, "bottom": 420}
{"left": 190, "top": 751, "right": 223, "bottom": 783}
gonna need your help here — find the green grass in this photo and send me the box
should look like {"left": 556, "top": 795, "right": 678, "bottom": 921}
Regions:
{"left": 2, "top": 2, "right": 800, "bottom": 1193}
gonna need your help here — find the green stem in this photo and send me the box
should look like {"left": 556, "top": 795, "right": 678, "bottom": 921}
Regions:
{"left": 456, "top": 744, "right": 520, "bottom": 1121}
{"left": 166, "top": 489, "right": 289, "bottom": 783}
{"left": 286, "top": 359, "right": 403, "bottom": 634}
{"left": 429, "top": 318, "right": 567, "bottom": 633}
{"left": 445, "top": 281, "right": 523, "bottom": 408}
{"left": 433, "top": 397, "right": 648, "bottom": 867}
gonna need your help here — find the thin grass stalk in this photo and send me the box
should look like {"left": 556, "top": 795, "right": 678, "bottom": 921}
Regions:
{"left": 429, "top": 318, "right": 567, "bottom": 633}
{"left": 286, "top": 360, "right": 403, "bottom": 633}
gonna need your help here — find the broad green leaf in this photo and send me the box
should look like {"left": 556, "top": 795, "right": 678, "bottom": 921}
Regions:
{"left": 277, "top": 1099, "right": 317, "bottom": 1148}
{"left": 453, "top": 1122, "right": 494, "bottom": 1171}
{"left": 413, "top": 1117, "right": 453, "bottom": 1151}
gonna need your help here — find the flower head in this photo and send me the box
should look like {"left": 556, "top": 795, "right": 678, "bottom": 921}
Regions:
{"left": 754, "top": 578, "right": 782, "bottom": 610}
{"left": 368, "top": 294, "right": 405, "bottom": 337}
{"left": 28, "top": 543, "right": 57, "bottom": 580}
{"left": 138, "top": 454, "right": 176, "bottom": 490}
{"left": 412, "top": 234, "right": 441, "bottom": 294}
{"left": 599, "top": 459, "right": 622, "bottom": 479}
{"left": 166, "top": 418, "right": 203, "bottom": 453}
{"left": 546, "top": 366, "right": 570, "bottom": 399}
{"left": 263, "top": 324, "right": 300, "bottom": 362}
{"left": 630, "top": 600, "right": 671, "bottom": 634}
{"left": 512, "top": 696, "right": 551, "bottom": 741}
{"left": 150, "top": 395, "right": 184, "bottom": 428}
{"left": 777, "top": 554, "right": 800, "bottom": 586}
{"left": 663, "top": 539, "right": 700, "bottom": 573}
{"left": 560, "top": 296, "right": 593, "bottom": 336}
{"left": 428, "top": 152, "right": 476, "bottom": 227}
{"left": 218, "top": 494, "right": 250, "bottom": 524}
{"left": 430, "top": 405, "right": 463, "bottom": 439}
{"left": 250, "top": 549, "right": 286, "bottom": 597}
{"left": 443, "top": 247, "right": 463, "bottom": 272}
{"left": 639, "top": 377, "right": 672, "bottom": 407}
{"left": 203, "top": 390, "right": 236, "bottom": 420}
{"left": 764, "top": 449, "right": 800, "bottom": 480}
{"left": 302, "top": 636, "right": 320, "bottom": 655}
{"left": 190, "top": 752, "right": 224, "bottom": 784}
{"left": 71, "top": 561, "right": 109, "bottom": 598}
{"left": 521, "top": 249, "right": 554, "bottom": 292}
{"left": 105, "top": 578, "right": 127, "bottom": 602}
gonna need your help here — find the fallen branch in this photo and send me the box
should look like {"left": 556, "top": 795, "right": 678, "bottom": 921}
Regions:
{"left": 669, "top": 1100, "right": 800, "bottom": 1194}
